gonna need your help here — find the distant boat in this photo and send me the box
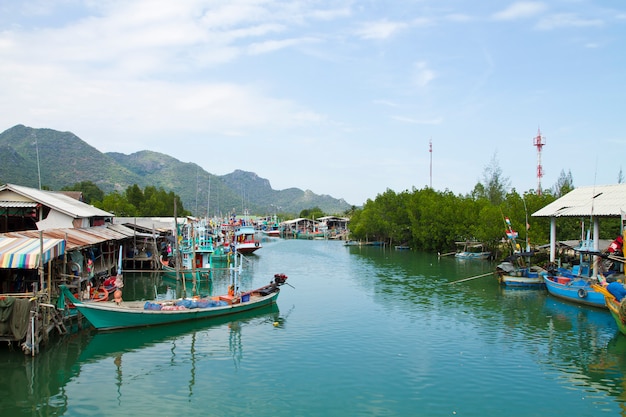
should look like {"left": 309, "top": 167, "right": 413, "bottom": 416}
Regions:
{"left": 455, "top": 241, "right": 491, "bottom": 260}
{"left": 234, "top": 225, "right": 262, "bottom": 254}
{"left": 161, "top": 219, "right": 217, "bottom": 281}
{"left": 262, "top": 229, "right": 281, "bottom": 238}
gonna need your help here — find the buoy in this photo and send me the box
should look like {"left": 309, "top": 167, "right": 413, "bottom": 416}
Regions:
{"left": 273, "top": 321, "right": 279, "bottom": 327}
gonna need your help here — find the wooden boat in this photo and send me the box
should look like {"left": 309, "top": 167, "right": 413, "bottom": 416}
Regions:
{"left": 543, "top": 271, "right": 606, "bottom": 309}
{"left": 495, "top": 261, "right": 546, "bottom": 288}
{"left": 455, "top": 241, "right": 491, "bottom": 260}
{"left": 593, "top": 284, "right": 626, "bottom": 335}
{"left": 58, "top": 273, "right": 288, "bottom": 331}
{"left": 233, "top": 225, "right": 262, "bottom": 254}
{"left": 161, "top": 218, "right": 224, "bottom": 281}
{"left": 262, "top": 229, "right": 281, "bottom": 238}
{"left": 542, "top": 233, "right": 621, "bottom": 309}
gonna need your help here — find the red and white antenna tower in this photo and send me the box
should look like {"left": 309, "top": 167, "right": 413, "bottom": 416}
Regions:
{"left": 429, "top": 138, "right": 432, "bottom": 188}
{"left": 533, "top": 128, "right": 546, "bottom": 195}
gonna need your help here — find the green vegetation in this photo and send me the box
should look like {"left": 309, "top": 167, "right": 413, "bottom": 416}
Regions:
{"left": 347, "top": 160, "right": 620, "bottom": 256}
{"left": 61, "top": 181, "right": 104, "bottom": 204}
{"left": 63, "top": 182, "right": 190, "bottom": 217}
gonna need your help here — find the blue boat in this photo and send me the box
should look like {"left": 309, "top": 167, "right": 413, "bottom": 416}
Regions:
{"left": 543, "top": 268, "right": 606, "bottom": 309}
{"left": 496, "top": 261, "right": 546, "bottom": 288}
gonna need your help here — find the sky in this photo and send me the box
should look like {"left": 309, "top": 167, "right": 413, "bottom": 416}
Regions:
{"left": 1, "top": 1, "right": 625, "bottom": 206}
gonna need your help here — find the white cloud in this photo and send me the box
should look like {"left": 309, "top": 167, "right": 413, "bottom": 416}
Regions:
{"left": 535, "top": 13, "right": 604, "bottom": 30}
{"left": 392, "top": 115, "right": 443, "bottom": 125}
{"left": 355, "top": 19, "right": 408, "bottom": 40}
{"left": 492, "top": 2, "right": 547, "bottom": 21}
{"left": 413, "top": 61, "right": 436, "bottom": 88}
{"left": 247, "top": 37, "right": 318, "bottom": 55}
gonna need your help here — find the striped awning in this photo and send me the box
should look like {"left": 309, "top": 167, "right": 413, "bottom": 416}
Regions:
{"left": 0, "top": 237, "right": 66, "bottom": 269}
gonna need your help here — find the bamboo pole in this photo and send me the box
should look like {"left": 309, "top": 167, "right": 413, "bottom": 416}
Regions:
{"left": 448, "top": 272, "right": 494, "bottom": 285}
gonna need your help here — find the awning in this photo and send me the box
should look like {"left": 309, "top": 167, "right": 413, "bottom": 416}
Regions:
{"left": 0, "top": 237, "right": 66, "bottom": 269}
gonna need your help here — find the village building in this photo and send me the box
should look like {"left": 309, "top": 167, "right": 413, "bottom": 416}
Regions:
{"left": 0, "top": 183, "right": 163, "bottom": 354}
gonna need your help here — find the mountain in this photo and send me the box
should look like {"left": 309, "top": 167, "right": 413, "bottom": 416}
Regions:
{"left": 0, "top": 125, "right": 352, "bottom": 215}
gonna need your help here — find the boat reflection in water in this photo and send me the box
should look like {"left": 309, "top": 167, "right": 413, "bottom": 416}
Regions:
{"left": 2, "top": 303, "right": 281, "bottom": 416}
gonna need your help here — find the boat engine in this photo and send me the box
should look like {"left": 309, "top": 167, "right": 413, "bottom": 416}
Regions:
{"left": 274, "top": 273, "right": 288, "bottom": 285}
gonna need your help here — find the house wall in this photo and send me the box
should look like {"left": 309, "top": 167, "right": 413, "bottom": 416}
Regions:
{"left": 36, "top": 210, "right": 75, "bottom": 230}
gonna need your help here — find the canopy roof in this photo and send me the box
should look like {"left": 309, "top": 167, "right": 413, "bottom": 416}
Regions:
{"left": 0, "top": 237, "right": 66, "bottom": 269}
{"left": 532, "top": 184, "right": 626, "bottom": 218}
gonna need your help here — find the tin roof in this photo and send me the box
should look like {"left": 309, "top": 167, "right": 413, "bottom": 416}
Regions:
{"left": 532, "top": 184, "right": 626, "bottom": 218}
{"left": 0, "top": 201, "right": 38, "bottom": 208}
{"left": 0, "top": 224, "right": 142, "bottom": 251}
{"left": 112, "top": 217, "right": 178, "bottom": 233}
{"left": 0, "top": 183, "right": 113, "bottom": 218}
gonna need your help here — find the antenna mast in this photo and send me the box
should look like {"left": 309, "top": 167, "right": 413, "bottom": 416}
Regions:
{"left": 429, "top": 138, "right": 432, "bottom": 189}
{"left": 533, "top": 128, "right": 546, "bottom": 195}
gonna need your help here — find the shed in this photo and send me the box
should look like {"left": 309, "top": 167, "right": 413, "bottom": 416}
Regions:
{"left": 532, "top": 184, "right": 626, "bottom": 264}
{"left": 0, "top": 183, "right": 114, "bottom": 231}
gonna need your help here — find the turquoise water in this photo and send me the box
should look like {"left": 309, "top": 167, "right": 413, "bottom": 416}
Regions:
{"left": 1, "top": 239, "right": 625, "bottom": 417}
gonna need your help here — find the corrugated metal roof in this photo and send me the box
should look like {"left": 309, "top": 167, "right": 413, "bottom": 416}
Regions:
{"left": 0, "top": 201, "right": 38, "bottom": 208}
{"left": 0, "top": 183, "right": 113, "bottom": 218}
{"left": 532, "top": 184, "right": 626, "bottom": 218}
{"left": 112, "top": 217, "right": 177, "bottom": 232}
{"left": 0, "top": 224, "right": 141, "bottom": 251}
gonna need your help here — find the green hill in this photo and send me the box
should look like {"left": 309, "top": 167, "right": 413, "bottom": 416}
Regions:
{"left": 0, "top": 125, "right": 352, "bottom": 216}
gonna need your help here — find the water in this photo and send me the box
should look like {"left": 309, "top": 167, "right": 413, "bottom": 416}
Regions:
{"left": 1, "top": 239, "right": 625, "bottom": 417}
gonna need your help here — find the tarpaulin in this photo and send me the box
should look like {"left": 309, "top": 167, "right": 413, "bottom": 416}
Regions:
{"left": 0, "top": 237, "right": 66, "bottom": 269}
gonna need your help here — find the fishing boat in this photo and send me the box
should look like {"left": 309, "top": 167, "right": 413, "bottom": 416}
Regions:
{"left": 454, "top": 241, "right": 491, "bottom": 260}
{"left": 58, "top": 272, "right": 288, "bottom": 331}
{"left": 543, "top": 265, "right": 606, "bottom": 308}
{"left": 542, "top": 232, "right": 619, "bottom": 308}
{"left": 161, "top": 218, "right": 219, "bottom": 281}
{"left": 495, "top": 260, "right": 546, "bottom": 288}
{"left": 496, "top": 215, "right": 546, "bottom": 288}
{"left": 233, "top": 225, "right": 262, "bottom": 254}
{"left": 593, "top": 283, "right": 626, "bottom": 335}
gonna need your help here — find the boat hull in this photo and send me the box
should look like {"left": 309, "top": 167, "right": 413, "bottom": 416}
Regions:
{"left": 67, "top": 290, "right": 280, "bottom": 331}
{"left": 543, "top": 275, "right": 606, "bottom": 309}
{"left": 593, "top": 284, "right": 626, "bottom": 335}
{"left": 606, "top": 297, "right": 626, "bottom": 335}
{"left": 498, "top": 273, "right": 545, "bottom": 288}
{"left": 455, "top": 252, "right": 491, "bottom": 260}
{"left": 161, "top": 263, "right": 211, "bottom": 281}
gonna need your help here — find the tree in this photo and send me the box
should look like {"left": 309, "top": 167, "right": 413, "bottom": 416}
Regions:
{"left": 552, "top": 169, "right": 574, "bottom": 197}
{"left": 300, "top": 207, "right": 325, "bottom": 219}
{"left": 62, "top": 181, "right": 104, "bottom": 204}
{"left": 478, "top": 152, "right": 510, "bottom": 205}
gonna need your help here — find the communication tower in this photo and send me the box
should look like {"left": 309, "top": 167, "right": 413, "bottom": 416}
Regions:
{"left": 429, "top": 138, "right": 432, "bottom": 189}
{"left": 533, "top": 128, "right": 546, "bottom": 195}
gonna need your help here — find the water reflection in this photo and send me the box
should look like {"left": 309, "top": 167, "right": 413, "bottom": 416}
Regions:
{"left": 348, "top": 245, "right": 626, "bottom": 411}
{"left": 4, "top": 303, "right": 281, "bottom": 417}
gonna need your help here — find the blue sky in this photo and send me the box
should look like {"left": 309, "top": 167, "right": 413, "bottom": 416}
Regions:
{"left": 1, "top": 1, "right": 625, "bottom": 206}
